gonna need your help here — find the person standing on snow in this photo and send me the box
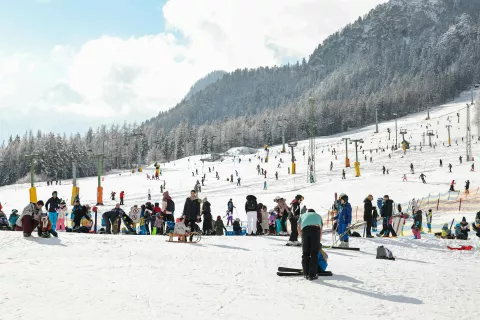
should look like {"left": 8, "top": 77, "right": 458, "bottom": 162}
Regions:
{"left": 465, "top": 180, "right": 470, "bottom": 195}
{"left": 287, "top": 195, "right": 304, "bottom": 246}
{"left": 245, "top": 195, "right": 258, "bottom": 236}
{"left": 363, "top": 195, "right": 374, "bottom": 238}
{"left": 379, "top": 195, "right": 396, "bottom": 237}
{"left": 119, "top": 191, "right": 125, "bottom": 205}
{"left": 334, "top": 194, "right": 352, "bottom": 248}
{"left": 297, "top": 209, "right": 323, "bottom": 281}
{"left": 148, "top": 189, "right": 151, "bottom": 201}
{"left": 45, "top": 191, "right": 61, "bottom": 231}
{"left": 183, "top": 190, "right": 201, "bottom": 239}
{"left": 450, "top": 180, "right": 456, "bottom": 192}
{"left": 201, "top": 197, "right": 213, "bottom": 235}
{"left": 342, "top": 169, "right": 346, "bottom": 180}
{"left": 162, "top": 191, "right": 175, "bottom": 222}
{"left": 439, "top": 159, "right": 443, "bottom": 167}
{"left": 402, "top": 174, "right": 408, "bottom": 182}
{"left": 448, "top": 163, "right": 453, "bottom": 173}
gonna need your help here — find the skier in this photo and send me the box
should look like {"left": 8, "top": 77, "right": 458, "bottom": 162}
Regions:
{"left": 263, "top": 181, "right": 268, "bottom": 190}
{"left": 402, "top": 174, "right": 408, "bottom": 182}
{"left": 196, "top": 168, "right": 198, "bottom": 175}
{"left": 330, "top": 161, "right": 333, "bottom": 171}
{"left": 227, "top": 199, "right": 235, "bottom": 219}
{"left": 472, "top": 163, "right": 475, "bottom": 171}
{"left": 342, "top": 169, "right": 346, "bottom": 180}
{"left": 448, "top": 163, "right": 452, "bottom": 173}
{"left": 245, "top": 195, "right": 258, "bottom": 236}
{"left": 297, "top": 209, "right": 323, "bottom": 280}
{"left": 148, "top": 189, "right": 151, "bottom": 201}
{"left": 363, "top": 195, "right": 374, "bottom": 238}
{"left": 237, "top": 177, "right": 241, "bottom": 186}
{"left": 370, "top": 157, "right": 372, "bottom": 163}
{"left": 459, "top": 156, "right": 463, "bottom": 164}
{"left": 120, "top": 191, "right": 125, "bottom": 205}
{"left": 216, "top": 171, "right": 219, "bottom": 179}
{"left": 419, "top": 173, "right": 427, "bottom": 184}
{"left": 450, "top": 180, "right": 456, "bottom": 192}
{"left": 264, "top": 170, "right": 267, "bottom": 179}
{"left": 410, "top": 163, "right": 414, "bottom": 174}
{"left": 230, "top": 174, "right": 233, "bottom": 183}
{"left": 201, "top": 177, "right": 205, "bottom": 187}
{"left": 440, "top": 159, "right": 443, "bottom": 167}
{"left": 45, "top": 191, "right": 61, "bottom": 231}
{"left": 275, "top": 171, "right": 279, "bottom": 180}
{"left": 382, "top": 166, "right": 386, "bottom": 175}
{"left": 287, "top": 195, "right": 303, "bottom": 246}
{"left": 334, "top": 194, "right": 352, "bottom": 248}
{"left": 110, "top": 192, "right": 116, "bottom": 201}
{"left": 465, "top": 180, "right": 470, "bottom": 195}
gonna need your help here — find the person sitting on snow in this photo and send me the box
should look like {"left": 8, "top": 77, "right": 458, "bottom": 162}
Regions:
{"left": 0, "top": 210, "right": 10, "bottom": 230}
{"left": 455, "top": 223, "right": 468, "bottom": 240}
{"left": 38, "top": 213, "right": 58, "bottom": 238}
{"left": 169, "top": 217, "right": 187, "bottom": 242}
{"left": 233, "top": 218, "right": 242, "bottom": 235}
{"left": 317, "top": 244, "right": 329, "bottom": 274}
{"left": 458, "top": 217, "right": 470, "bottom": 239}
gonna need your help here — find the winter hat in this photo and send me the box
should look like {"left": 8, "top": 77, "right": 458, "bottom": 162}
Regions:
{"left": 274, "top": 196, "right": 281, "bottom": 202}
{"left": 462, "top": 216, "right": 467, "bottom": 223}
{"left": 217, "top": 215, "right": 222, "bottom": 220}
{"left": 52, "top": 191, "right": 58, "bottom": 196}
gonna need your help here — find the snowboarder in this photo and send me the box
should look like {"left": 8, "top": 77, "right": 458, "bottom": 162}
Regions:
{"left": 448, "top": 163, "right": 452, "bottom": 173}
{"left": 334, "top": 194, "right": 352, "bottom": 248}
{"left": 298, "top": 209, "right": 323, "bottom": 280}
{"left": 419, "top": 173, "right": 427, "bottom": 184}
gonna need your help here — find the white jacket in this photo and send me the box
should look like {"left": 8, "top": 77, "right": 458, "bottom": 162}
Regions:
{"left": 57, "top": 207, "right": 68, "bottom": 219}
{"left": 16, "top": 203, "right": 42, "bottom": 227}
{"left": 174, "top": 222, "right": 187, "bottom": 235}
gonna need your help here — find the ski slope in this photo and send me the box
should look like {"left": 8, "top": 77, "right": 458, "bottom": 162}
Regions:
{"left": 1, "top": 91, "right": 480, "bottom": 319}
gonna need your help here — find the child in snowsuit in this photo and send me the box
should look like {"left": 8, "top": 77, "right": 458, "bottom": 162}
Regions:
{"left": 38, "top": 213, "right": 58, "bottom": 237}
{"left": 8, "top": 209, "right": 19, "bottom": 230}
{"left": 56, "top": 201, "right": 68, "bottom": 231}
{"left": 459, "top": 217, "right": 470, "bottom": 239}
{"left": 412, "top": 210, "right": 422, "bottom": 239}
{"left": 214, "top": 216, "right": 227, "bottom": 236}
{"left": 426, "top": 209, "right": 433, "bottom": 233}
{"left": 269, "top": 210, "right": 276, "bottom": 235}
{"left": 317, "top": 246, "right": 329, "bottom": 273}
{"left": 233, "top": 218, "right": 242, "bottom": 235}
{"left": 372, "top": 207, "right": 378, "bottom": 232}
{"left": 0, "top": 211, "right": 10, "bottom": 230}
{"left": 455, "top": 223, "right": 467, "bottom": 240}
{"left": 169, "top": 217, "right": 187, "bottom": 242}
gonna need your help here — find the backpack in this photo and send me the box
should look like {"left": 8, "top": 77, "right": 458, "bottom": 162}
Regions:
{"left": 246, "top": 199, "right": 257, "bottom": 211}
{"left": 166, "top": 199, "right": 175, "bottom": 212}
{"left": 376, "top": 246, "right": 395, "bottom": 261}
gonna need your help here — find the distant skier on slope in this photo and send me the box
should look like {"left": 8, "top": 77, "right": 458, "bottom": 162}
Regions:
{"left": 419, "top": 173, "right": 427, "bottom": 184}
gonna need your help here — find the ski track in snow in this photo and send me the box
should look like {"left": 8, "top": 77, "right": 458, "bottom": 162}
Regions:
{"left": 1, "top": 91, "right": 480, "bottom": 319}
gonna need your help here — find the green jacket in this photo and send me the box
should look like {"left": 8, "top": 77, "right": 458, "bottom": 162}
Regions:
{"left": 299, "top": 211, "right": 323, "bottom": 230}
{"left": 214, "top": 219, "right": 227, "bottom": 235}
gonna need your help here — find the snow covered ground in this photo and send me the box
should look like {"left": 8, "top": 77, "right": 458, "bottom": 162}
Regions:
{"left": 1, "top": 91, "right": 480, "bottom": 319}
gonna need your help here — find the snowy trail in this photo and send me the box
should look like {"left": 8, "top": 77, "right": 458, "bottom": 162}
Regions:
{"left": 1, "top": 231, "right": 479, "bottom": 320}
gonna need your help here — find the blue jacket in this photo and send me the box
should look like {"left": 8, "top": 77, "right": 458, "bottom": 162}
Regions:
{"left": 336, "top": 203, "right": 352, "bottom": 225}
{"left": 318, "top": 251, "right": 328, "bottom": 272}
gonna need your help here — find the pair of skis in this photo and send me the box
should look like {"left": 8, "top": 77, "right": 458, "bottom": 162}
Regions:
{"left": 277, "top": 267, "right": 333, "bottom": 277}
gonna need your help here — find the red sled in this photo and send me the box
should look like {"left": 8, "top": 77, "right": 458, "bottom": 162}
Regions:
{"left": 447, "top": 245, "right": 473, "bottom": 251}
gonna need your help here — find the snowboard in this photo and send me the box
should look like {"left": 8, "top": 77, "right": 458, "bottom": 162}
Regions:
{"left": 392, "top": 216, "right": 406, "bottom": 236}
{"left": 330, "top": 246, "right": 360, "bottom": 251}
{"left": 277, "top": 266, "right": 333, "bottom": 277}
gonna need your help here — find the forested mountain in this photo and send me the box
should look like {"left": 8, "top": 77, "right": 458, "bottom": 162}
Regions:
{"left": 1, "top": 0, "right": 480, "bottom": 186}
{"left": 183, "top": 71, "right": 227, "bottom": 101}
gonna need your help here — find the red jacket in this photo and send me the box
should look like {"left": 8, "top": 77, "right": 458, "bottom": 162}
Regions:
{"left": 120, "top": 192, "right": 125, "bottom": 199}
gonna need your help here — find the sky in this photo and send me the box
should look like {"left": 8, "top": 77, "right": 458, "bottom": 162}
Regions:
{"left": 0, "top": 0, "right": 387, "bottom": 143}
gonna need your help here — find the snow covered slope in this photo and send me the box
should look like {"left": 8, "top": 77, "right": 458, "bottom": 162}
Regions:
{"left": 1, "top": 90, "right": 480, "bottom": 319}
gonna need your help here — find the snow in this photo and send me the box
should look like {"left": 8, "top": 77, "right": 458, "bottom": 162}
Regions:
{"left": 1, "top": 90, "right": 480, "bottom": 319}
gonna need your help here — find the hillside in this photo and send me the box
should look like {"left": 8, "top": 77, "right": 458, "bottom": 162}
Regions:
{"left": 183, "top": 70, "right": 227, "bottom": 101}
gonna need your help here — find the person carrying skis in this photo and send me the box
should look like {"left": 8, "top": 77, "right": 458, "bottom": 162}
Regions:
{"left": 465, "top": 180, "right": 470, "bottom": 195}
{"left": 363, "top": 195, "right": 374, "bottom": 238}
{"left": 297, "top": 208, "right": 323, "bottom": 280}
{"left": 287, "top": 195, "right": 303, "bottom": 246}
{"left": 334, "top": 194, "right": 352, "bottom": 248}
{"left": 45, "top": 191, "right": 61, "bottom": 231}
{"left": 419, "top": 173, "right": 427, "bottom": 184}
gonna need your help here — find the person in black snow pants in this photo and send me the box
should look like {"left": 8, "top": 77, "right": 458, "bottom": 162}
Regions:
{"left": 298, "top": 209, "right": 323, "bottom": 281}
{"left": 364, "top": 195, "right": 374, "bottom": 238}
{"left": 183, "top": 190, "right": 201, "bottom": 241}
{"left": 287, "top": 195, "right": 304, "bottom": 246}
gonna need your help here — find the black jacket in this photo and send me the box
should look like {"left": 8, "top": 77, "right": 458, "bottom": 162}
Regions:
{"left": 73, "top": 206, "right": 91, "bottom": 226}
{"left": 46, "top": 197, "right": 61, "bottom": 213}
{"left": 183, "top": 197, "right": 201, "bottom": 221}
{"left": 364, "top": 199, "right": 373, "bottom": 221}
{"left": 382, "top": 199, "right": 394, "bottom": 217}
{"left": 245, "top": 195, "right": 258, "bottom": 212}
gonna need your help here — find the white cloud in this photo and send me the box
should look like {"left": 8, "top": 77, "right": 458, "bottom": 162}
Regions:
{"left": 0, "top": 0, "right": 387, "bottom": 141}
